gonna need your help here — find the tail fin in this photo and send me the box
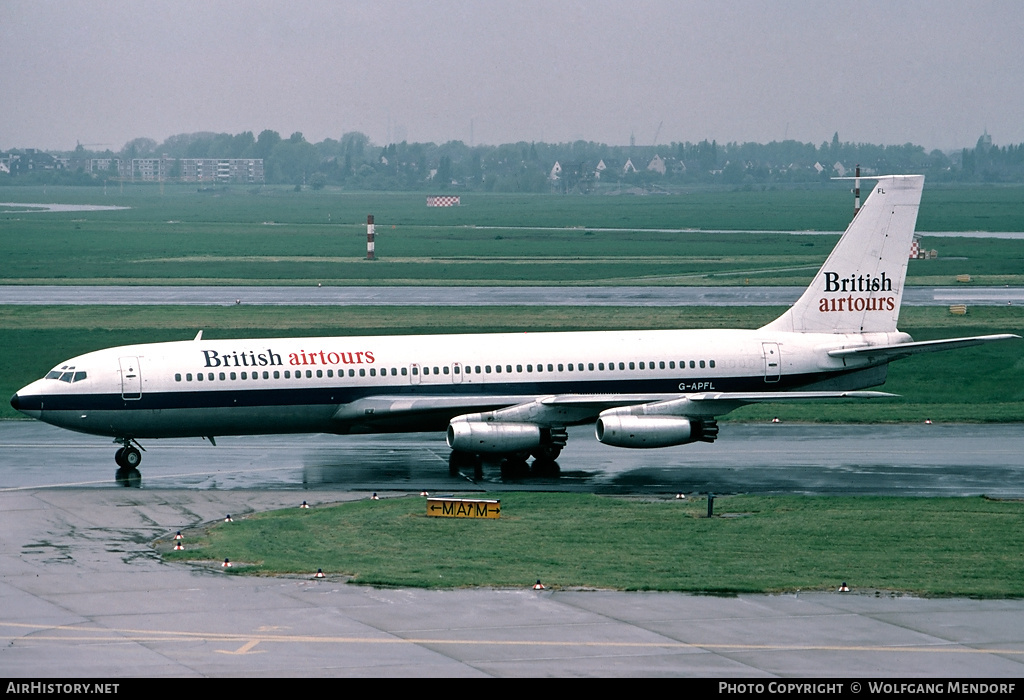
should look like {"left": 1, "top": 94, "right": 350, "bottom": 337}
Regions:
{"left": 761, "top": 175, "right": 924, "bottom": 334}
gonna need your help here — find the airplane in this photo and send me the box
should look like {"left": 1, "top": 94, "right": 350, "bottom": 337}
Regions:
{"left": 9, "top": 175, "right": 1019, "bottom": 476}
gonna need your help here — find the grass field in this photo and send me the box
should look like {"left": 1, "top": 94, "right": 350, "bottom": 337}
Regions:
{"left": 159, "top": 492, "right": 1024, "bottom": 597}
{"left": 3, "top": 304, "right": 1021, "bottom": 421}
{"left": 3, "top": 184, "right": 1024, "bottom": 285}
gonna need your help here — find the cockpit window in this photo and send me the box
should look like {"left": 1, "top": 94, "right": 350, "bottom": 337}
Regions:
{"left": 44, "top": 365, "right": 86, "bottom": 382}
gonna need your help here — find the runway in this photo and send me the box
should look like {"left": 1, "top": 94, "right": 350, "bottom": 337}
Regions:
{"left": 3, "top": 421, "right": 1024, "bottom": 497}
{"left": 2, "top": 284, "right": 1023, "bottom": 307}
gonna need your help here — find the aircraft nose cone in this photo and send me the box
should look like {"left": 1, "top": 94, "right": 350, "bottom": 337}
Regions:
{"left": 10, "top": 393, "right": 19, "bottom": 411}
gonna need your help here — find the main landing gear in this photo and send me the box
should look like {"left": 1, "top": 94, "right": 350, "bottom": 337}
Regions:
{"left": 114, "top": 438, "right": 144, "bottom": 487}
{"left": 448, "top": 444, "right": 563, "bottom": 481}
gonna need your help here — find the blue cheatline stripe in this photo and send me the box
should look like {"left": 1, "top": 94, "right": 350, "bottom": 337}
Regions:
{"left": 19, "top": 370, "right": 849, "bottom": 413}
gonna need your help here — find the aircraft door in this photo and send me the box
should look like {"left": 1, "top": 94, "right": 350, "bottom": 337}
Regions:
{"left": 409, "top": 363, "right": 421, "bottom": 384}
{"left": 452, "top": 362, "right": 463, "bottom": 384}
{"left": 119, "top": 356, "right": 142, "bottom": 399}
{"left": 762, "top": 343, "right": 781, "bottom": 383}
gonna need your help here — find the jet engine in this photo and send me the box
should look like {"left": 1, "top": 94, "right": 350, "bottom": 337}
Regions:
{"left": 595, "top": 415, "right": 719, "bottom": 449}
{"left": 446, "top": 420, "right": 542, "bottom": 454}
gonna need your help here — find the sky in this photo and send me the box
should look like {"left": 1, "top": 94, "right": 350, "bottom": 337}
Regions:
{"left": 3, "top": 0, "right": 1022, "bottom": 153}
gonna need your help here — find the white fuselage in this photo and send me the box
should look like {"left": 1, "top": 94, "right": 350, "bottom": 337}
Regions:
{"left": 13, "top": 327, "right": 899, "bottom": 440}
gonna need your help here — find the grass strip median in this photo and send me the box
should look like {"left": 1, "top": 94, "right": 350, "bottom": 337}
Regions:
{"left": 159, "top": 492, "right": 1024, "bottom": 597}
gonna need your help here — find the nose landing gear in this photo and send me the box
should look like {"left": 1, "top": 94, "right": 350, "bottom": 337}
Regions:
{"left": 114, "top": 438, "right": 144, "bottom": 486}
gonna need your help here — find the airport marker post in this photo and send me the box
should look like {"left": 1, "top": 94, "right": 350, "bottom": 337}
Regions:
{"left": 367, "top": 215, "right": 375, "bottom": 260}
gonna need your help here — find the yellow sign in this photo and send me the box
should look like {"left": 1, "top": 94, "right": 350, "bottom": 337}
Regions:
{"left": 426, "top": 498, "right": 500, "bottom": 519}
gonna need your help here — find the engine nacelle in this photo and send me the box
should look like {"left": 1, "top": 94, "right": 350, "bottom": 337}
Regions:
{"left": 595, "top": 415, "right": 718, "bottom": 449}
{"left": 447, "top": 420, "right": 542, "bottom": 454}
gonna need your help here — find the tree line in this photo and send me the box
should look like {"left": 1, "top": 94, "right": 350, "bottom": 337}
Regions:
{"left": 6, "top": 130, "right": 1024, "bottom": 189}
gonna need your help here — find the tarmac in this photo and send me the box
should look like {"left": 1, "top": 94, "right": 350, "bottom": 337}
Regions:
{"left": 2, "top": 488, "right": 1024, "bottom": 677}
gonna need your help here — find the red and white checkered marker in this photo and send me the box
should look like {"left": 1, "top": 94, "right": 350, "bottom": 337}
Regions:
{"left": 427, "top": 195, "right": 460, "bottom": 207}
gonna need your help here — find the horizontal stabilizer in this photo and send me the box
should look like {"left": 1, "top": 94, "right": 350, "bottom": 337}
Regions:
{"left": 828, "top": 334, "right": 1020, "bottom": 361}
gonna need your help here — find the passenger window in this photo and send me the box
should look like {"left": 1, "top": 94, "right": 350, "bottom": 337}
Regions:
{"left": 327, "top": 369, "right": 333, "bottom": 378}
{"left": 689, "top": 361, "right": 695, "bottom": 369}
{"left": 669, "top": 361, "right": 675, "bottom": 369}
{"left": 495, "top": 365, "right": 502, "bottom": 373}
{"left": 348, "top": 369, "right": 355, "bottom": 377}
{"left": 273, "top": 371, "right": 280, "bottom": 379}
{"left": 486, "top": 366, "right": 492, "bottom": 373}
{"left": 588, "top": 363, "right": 594, "bottom": 371}
{"left": 516, "top": 365, "right": 522, "bottom": 373}
{"left": 700, "top": 360, "right": 705, "bottom": 368}
{"left": 547, "top": 364, "right": 554, "bottom": 372}
{"left": 401, "top": 367, "right": 407, "bottom": 376}
{"left": 619, "top": 362, "right": 625, "bottom": 370}
{"left": 317, "top": 369, "right": 323, "bottom": 378}
{"left": 710, "top": 360, "right": 716, "bottom": 368}
{"left": 186, "top": 373, "right": 193, "bottom": 381}
{"left": 230, "top": 372, "right": 236, "bottom": 380}
{"left": 284, "top": 371, "right": 291, "bottom": 379}
{"left": 359, "top": 369, "right": 366, "bottom": 377}
{"left": 175, "top": 373, "right": 182, "bottom": 382}
{"left": 219, "top": 372, "right": 226, "bottom": 381}
{"left": 443, "top": 366, "right": 449, "bottom": 375}
{"left": 197, "top": 373, "right": 204, "bottom": 382}
{"left": 370, "top": 368, "right": 376, "bottom": 377}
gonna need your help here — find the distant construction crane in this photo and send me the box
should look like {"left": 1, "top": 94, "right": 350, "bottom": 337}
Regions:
{"left": 651, "top": 121, "right": 663, "bottom": 147}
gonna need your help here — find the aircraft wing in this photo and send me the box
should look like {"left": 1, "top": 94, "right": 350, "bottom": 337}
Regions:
{"left": 584, "top": 390, "right": 896, "bottom": 419}
{"left": 332, "top": 390, "right": 897, "bottom": 429}
{"left": 828, "top": 334, "right": 1020, "bottom": 361}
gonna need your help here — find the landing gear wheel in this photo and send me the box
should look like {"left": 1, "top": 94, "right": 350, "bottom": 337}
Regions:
{"left": 114, "top": 447, "right": 126, "bottom": 468}
{"left": 500, "top": 457, "right": 530, "bottom": 480}
{"left": 532, "top": 445, "right": 562, "bottom": 462}
{"left": 531, "top": 459, "right": 561, "bottom": 477}
{"left": 449, "top": 451, "right": 481, "bottom": 478}
{"left": 122, "top": 446, "right": 142, "bottom": 468}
